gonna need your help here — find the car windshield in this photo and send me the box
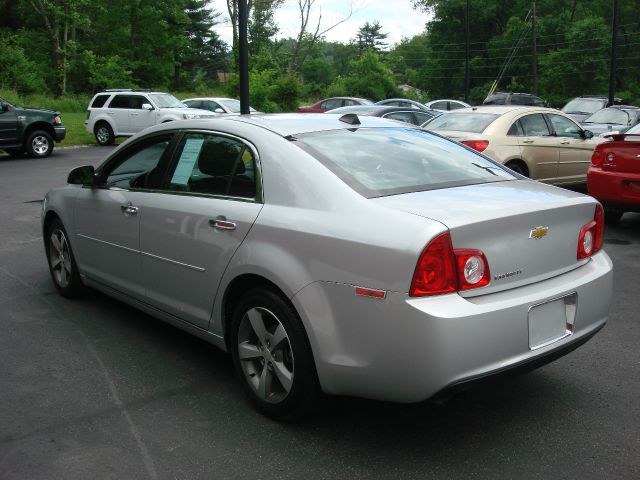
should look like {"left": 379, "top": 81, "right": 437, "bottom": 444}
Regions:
{"left": 626, "top": 123, "right": 640, "bottom": 134}
{"left": 423, "top": 113, "right": 499, "bottom": 133}
{"left": 220, "top": 99, "right": 256, "bottom": 113}
{"left": 562, "top": 98, "right": 606, "bottom": 114}
{"left": 149, "top": 94, "right": 186, "bottom": 108}
{"left": 294, "top": 127, "right": 515, "bottom": 198}
{"left": 584, "top": 108, "right": 630, "bottom": 125}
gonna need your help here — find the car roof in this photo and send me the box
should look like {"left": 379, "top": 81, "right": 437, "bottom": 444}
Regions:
{"left": 450, "top": 105, "right": 549, "bottom": 115}
{"left": 182, "top": 97, "right": 235, "bottom": 102}
{"left": 330, "top": 105, "right": 420, "bottom": 115}
{"left": 145, "top": 113, "right": 416, "bottom": 138}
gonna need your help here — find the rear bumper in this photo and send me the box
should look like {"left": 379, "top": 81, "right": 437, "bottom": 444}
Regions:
{"left": 588, "top": 167, "right": 640, "bottom": 210}
{"left": 292, "top": 251, "right": 613, "bottom": 403}
{"left": 54, "top": 126, "right": 66, "bottom": 142}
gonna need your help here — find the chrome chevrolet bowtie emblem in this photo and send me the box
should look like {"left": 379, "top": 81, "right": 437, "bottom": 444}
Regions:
{"left": 529, "top": 226, "right": 549, "bottom": 239}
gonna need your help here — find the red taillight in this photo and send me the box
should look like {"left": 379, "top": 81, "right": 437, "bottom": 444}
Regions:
{"left": 577, "top": 204, "right": 604, "bottom": 259}
{"left": 591, "top": 148, "right": 602, "bottom": 167}
{"left": 410, "top": 232, "right": 457, "bottom": 296}
{"left": 410, "top": 232, "right": 490, "bottom": 297}
{"left": 462, "top": 140, "right": 489, "bottom": 153}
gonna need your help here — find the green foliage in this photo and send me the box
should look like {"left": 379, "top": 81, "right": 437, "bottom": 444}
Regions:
{"left": 271, "top": 75, "right": 302, "bottom": 112}
{"left": 332, "top": 51, "right": 398, "bottom": 101}
{"left": 0, "top": 33, "right": 46, "bottom": 93}
{"left": 71, "top": 51, "right": 135, "bottom": 92}
{"left": 356, "top": 21, "right": 389, "bottom": 53}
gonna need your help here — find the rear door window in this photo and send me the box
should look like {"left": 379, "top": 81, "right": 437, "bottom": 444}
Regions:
{"left": 165, "top": 133, "right": 257, "bottom": 199}
{"left": 108, "top": 95, "right": 133, "bottom": 109}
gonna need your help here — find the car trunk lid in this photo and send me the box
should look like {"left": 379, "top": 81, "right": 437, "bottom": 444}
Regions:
{"left": 372, "top": 180, "right": 597, "bottom": 296}
{"left": 600, "top": 135, "right": 640, "bottom": 173}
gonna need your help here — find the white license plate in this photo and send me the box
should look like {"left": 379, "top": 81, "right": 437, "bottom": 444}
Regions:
{"left": 528, "top": 293, "right": 577, "bottom": 350}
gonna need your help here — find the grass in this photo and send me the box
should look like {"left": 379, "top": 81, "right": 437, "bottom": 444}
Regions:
{"left": 61, "top": 112, "right": 94, "bottom": 146}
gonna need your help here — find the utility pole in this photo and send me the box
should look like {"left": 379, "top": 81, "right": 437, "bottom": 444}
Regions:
{"left": 532, "top": 0, "right": 537, "bottom": 95}
{"left": 238, "top": 0, "right": 250, "bottom": 114}
{"left": 609, "top": 0, "right": 619, "bottom": 105}
{"left": 465, "top": 0, "right": 470, "bottom": 103}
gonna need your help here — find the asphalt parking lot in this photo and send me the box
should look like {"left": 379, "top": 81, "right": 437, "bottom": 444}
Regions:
{"left": 1, "top": 147, "right": 639, "bottom": 480}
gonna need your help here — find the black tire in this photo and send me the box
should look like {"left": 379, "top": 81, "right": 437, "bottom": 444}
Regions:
{"left": 229, "top": 288, "right": 321, "bottom": 420}
{"left": 45, "top": 218, "right": 85, "bottom": 298}
{"left": 94, "top": 122, "right": 115, "bottom": 146}
{"left": 3, "top": 147, "right": 23, "bottom": 157}
{"left": 505, "top": 160, "right": 528, "bottom": 177}
{"left": 604, "top": 206, "right": 624, "bottom": 224}
{"left": 25, "top": 130, "right": 54, "bottom": 158}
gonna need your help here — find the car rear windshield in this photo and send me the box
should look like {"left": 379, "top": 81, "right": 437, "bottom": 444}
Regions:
{"left": 294, "top": 127, "right": 515, "bottom": 198}
{"left": 423, "top": 113, "right": 499, "bottom": 133}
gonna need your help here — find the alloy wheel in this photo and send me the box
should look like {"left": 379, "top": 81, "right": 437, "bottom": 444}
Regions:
{"left": 237, "top": 307, "right": 294, "bottom": 404}
{"left": 49, "top": 228, "right": 72, "bottom": 288}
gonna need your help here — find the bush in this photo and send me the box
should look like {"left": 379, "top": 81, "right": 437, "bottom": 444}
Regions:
{"left": 0, "top": 34, "right": 47, "bottom": 94}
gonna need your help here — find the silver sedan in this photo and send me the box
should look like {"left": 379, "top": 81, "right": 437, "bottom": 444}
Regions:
{"left": 43, "top": 113, "right": 613, "bottom": 419}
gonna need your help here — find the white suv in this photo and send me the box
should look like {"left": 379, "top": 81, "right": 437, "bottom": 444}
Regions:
{"left": 85, "top": 89, "right": 216, "bottom": 145}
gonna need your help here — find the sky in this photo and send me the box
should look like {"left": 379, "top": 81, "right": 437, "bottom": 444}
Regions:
{"left": 209, "top": 0, "right": 432, "bottom": 48}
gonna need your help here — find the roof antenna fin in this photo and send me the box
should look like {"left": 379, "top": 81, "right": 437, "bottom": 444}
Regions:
{"left": 339, "top": 113, "right": 361, "bottom": 125}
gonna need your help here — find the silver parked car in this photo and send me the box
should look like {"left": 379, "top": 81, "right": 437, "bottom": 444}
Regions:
{"left": 43, "top": 114, "right": 613, "bottom": 419}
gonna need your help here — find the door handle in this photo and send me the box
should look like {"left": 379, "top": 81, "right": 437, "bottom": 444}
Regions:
{"left": 560, "top": 141, "right": 570, "bottom": 145}
{"left": 522, "top": 139, "right": 534, "bottom": 144}
{"left": 209, "top": 216, "right": 236, "bottom": 231}
{"left": 120, "top": 203, "right": 139, "bottom": 217}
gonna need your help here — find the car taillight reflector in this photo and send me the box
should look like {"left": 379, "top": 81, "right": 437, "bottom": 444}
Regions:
{"left": 410, "top": 232, "right": 490, "bottom": 297}
{"left": 590, "top": 148, "right": 602, "bottom": 166}
{"left": 461, "top": 140, "right": 489, "bottom": 153}
{"left": 455, "top": 250, "right": 491, "bottom": 290}
{"left": 577, "top": 204, "right": 604, "bottom": 259}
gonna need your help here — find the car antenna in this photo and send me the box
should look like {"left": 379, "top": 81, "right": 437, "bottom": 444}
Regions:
{"left": 339, "top": 113, "right": 361, "bottom": 125}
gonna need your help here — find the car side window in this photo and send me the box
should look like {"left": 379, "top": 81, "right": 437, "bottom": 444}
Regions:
{"left": 414, "top": 112, "right": 434, "bottom": 124}
{"left": 102, "top": 136, "right": 173, "bottom": 189}
{"left": 383, "top": 111, "right": 417, "bottom": 125}
{"left": 514, "top": 95, "right": 534, "bottom": 106}
{"left": 548, "top": 114, "right": 583, "bottom": 138}
{"left": 91, "top": 95, "right": 110, "bottom": 108}
{"left": 431, "top": 101, "right": 448, "bottom": 110}
{"left": 209, "top": 101, "right": 222, "bottom": 111}
{"left": 166, "top": 133, "right": 256, "bottom": 199}
{"left": 129, "top": 96, "right": 147, "bottom": 109}
{"left": 108, "top": 95, "right": 131, "bottom": 109}
{"left": 343, "top": 99, "right": 357, "bottom": 106}
{"left": 320, "top": 101, "right": 328, "bottom": 109}
{"left": 519, "top": 114, "right": 550, "bottom": 136}
{"left": 507, "top": 120, "right": 524, "bottom": 136}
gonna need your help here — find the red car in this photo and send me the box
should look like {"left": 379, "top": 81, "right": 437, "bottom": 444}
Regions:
{"left": 587, "top": 130, "right": 640, "bottom": 223}
{"left": 297, "top": 96, "right": 373, "bottom": 113}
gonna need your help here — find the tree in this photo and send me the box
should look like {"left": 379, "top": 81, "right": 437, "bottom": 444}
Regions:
{"left": 287, "top": 0, "right": 353, "bottom": 74}
{"left": 329, "top": 50, "right": 397, "bottom": 101}
{"left": 26, "top": 0, "right": 91, "bottom": 95}
{"left": 175, "top": 0, "right": 228, "bottom": 88}
{"left": 355, "top": 21, "right": 388, "bottom": 53}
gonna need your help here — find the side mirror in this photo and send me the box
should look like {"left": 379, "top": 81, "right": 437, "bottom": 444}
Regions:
{"left": 68, "top": 165, "right": 96, "bottom": 186}
{"left": 214, "top": 108, "right": 225, "bottom": 114}
{"left": 582, "top": 130, "right": 594, "bottom": 139}
{"left": 142, "top": 103, "right": 154, "bottom": 110}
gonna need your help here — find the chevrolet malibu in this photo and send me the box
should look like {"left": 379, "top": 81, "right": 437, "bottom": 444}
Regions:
{"left": 42, "top": 114, "right": 613, "bottom": 419}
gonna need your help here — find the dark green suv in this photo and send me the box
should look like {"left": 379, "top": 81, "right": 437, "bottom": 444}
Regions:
{"left": 0, "top": 97, "right": 66, "bottom": 158}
